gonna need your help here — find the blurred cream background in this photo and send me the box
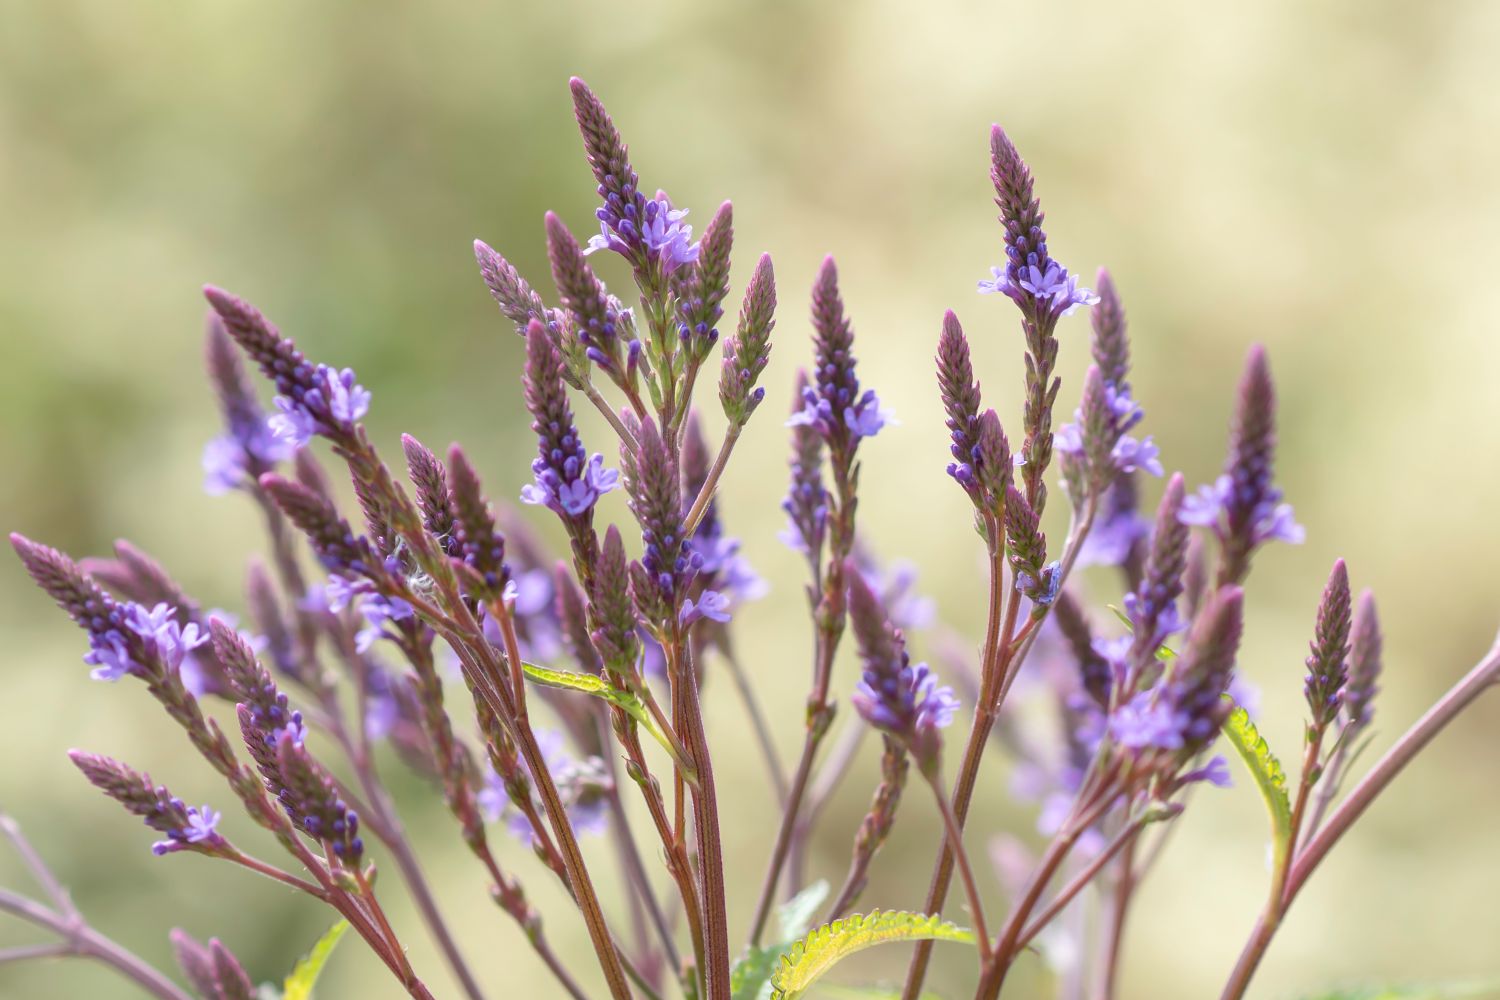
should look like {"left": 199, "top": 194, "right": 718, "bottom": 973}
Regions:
{"left": 3, "top": 1, "right": 1500, "bottom": 997}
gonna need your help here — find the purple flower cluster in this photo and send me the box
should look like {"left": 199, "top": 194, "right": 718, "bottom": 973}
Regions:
{"left": 787, "top": 257, "right": 891, "bottom": 448}
{"left": 520, "top": 321, "right": 620, "bottom": 518}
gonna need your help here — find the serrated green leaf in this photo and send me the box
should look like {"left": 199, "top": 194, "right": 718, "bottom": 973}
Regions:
{"left": 768, "top": 911, "right": 975, "bottom": 1000}
{"left": 1300, "top": 982, "right": 1500, "bottom": 1000}
{"left": 1220, "top": 699, "right": 1292, "bottom": 874}
{"left": 281, "top": 919, "right": 349, "bottom": 1000}
{"left": 813, "top": 989, "right": 944, "bottom": 1000}
{"left": 521, "top": 661, "right": 694, "bottom": 779}
{"left": 729, "top": 882, "right": 833, "bottom": 1000}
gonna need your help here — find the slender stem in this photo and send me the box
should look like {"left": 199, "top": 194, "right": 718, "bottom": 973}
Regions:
{"left": 1096, "top": 837, "right": 1139, "bottom": 1000}
{"left": 0, "top": 942, "right": 72, "bottom": 963}
{"left": 720, "top": 645, "right": 789, "bottom": 802}
{"left": 1302, "top": 736, "right": 1352, "bottom": 846}
{"left": 1219, "top": 634, "right": 1500, "bottom": 1000}
{"left": 493, "top": 615, "right": 634, "bottom": 1000}
{"left": 227, "top": 850, "right": 326, "bottom": 896}
{"left": 606, "top": 767, "right": 682, "bottom": 973}
{"left": 921, "top": 771, "right": 991, "bottom": 963}
{"left": 584, "top": 380, "right": 641, "bottom": 452}
{"left": 1018, "top": 815, "right": 1152, "bottom": 951}
{"left": 1, "top": 814, "right": 77, "bottom": 917}
{"left": 0, "top": 888, "right": 192, "bottom": 1000}
{"left": 745, "top": 729, "right": 821, "bottom": 945}
{"left": 676, "top": 638, "right": 732, "bottom": 1000}
{"left": 683, "top": 425, "right": 741, "bottom": 539}
{"left": 790, "top": 719, "right": 869, "bottom": 889}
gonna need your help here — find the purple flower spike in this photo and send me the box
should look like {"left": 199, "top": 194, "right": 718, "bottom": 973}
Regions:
{"left": 202, "top": 314, "right": 294, "bottom": 495}
{"left": 623, "top": 417, "right": 696, "bottom": 632}
{"left": 474, "top": 238, "right": 553, "bottom": 335}
{"left": 547, "top": 211, "right": 630, "bottom": 376}
{"left": 676, "top": 201, "right": 734, "bottom": 364}
{"left": 520, "top": 319, "right": 618, "bottom": 520}
{"left": 719, "top": 252, "right": 777, "bottom": 428}
{"left": 981, "top": 125, "right": 1098, "bottom": 322}
{"left": 788, "top": 257, "right": 890, "bottom": 450}
{"left": 69, "top": 752, "right": 226, "bottom": 858}
{"left": 1304, "top": 559, "right": 1353, "bottom": 730}
{"left": 1343, "top": 590, "right": 1383, "bottom": 735}
{"left": 1181, "top": 346, "right": 1304, "bottom": 584}
{"left": 780, "top": 372, "right": 830, "bottom": 560}
{"left": 847, "top": 564, "right": 959, "bottom": 775}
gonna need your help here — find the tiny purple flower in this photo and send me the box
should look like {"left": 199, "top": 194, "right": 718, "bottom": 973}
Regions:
{"left": 151, "top": 805, "right": 222, "bottom": 856}
{"left": 269, "top": 366, "right": 371, "bottom": 448}
{"left": 680, "top": 590, "right": 732, "bottom": 626}
{"left": 1108, "top": 690, "right": 1186, "bottom": 751}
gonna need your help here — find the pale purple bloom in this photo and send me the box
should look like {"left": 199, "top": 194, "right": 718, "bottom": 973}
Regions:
{"left": 120, "top": 603, "right": 210, "bottom": 676}
{"left": 586, "top": 192, "right": 699, "bottom": 272}
{"left": 520, "top": 452, "right": 619, "bottom": 517}
{"left": 1110, "top": 435, "right": 1162, "bottom": 477}
{"left": 84, "top": 630, "right": 136, "bottom": 682}
{"left": 151, "top": 805, "right": 222, "bottom": 856}
{"left": 1180, "top": 474, "right": 1305, "bottom": 545}
{"left": 1108, "top": 691, "right": 1187, "bottom": 751}
{"left": 1180, "top": 755, "right": 1233, "bottom": 789}
{"left": 269, "top": 366, "right": 371, "bottom": 448}
{"left": 787, "top": 385, "right": 893, "bottom": 442}
{"left": 680, "top": 590, "right": 732, "bottom": 626}
{"left": 1076, "top": 507, "right": 1151, "bottom": 569}
{"left": 979, "top": 260, "right": 1099, "bottom": 319}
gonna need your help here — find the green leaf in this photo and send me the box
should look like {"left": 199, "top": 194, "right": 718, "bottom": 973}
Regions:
{"left": 729, "top": 882, "right": 833, "bottom": 1000}
{"left": 1300, "top": 982, "right": 1500, "bottom": 1000}
{"left": 520, "top": 661, "right": 694, "bottom": 780}
{"left": 812, "top": 989, "right": 945, "bottom": 1000}
{"left": 281, "top": 919, "right": 349, "bottom": 1000}
{"left": 1220, "top": 699, "right": 1292, "bottom": 873}
{"left": 768, "top": 911, "right": 975, "bottom": 1000}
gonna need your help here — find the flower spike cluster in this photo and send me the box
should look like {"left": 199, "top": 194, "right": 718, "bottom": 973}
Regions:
{"left": 788, "top": 256, "right": 890, "bottom": 449}
{"left": 520, "top": 319, "right": 619, "bottom": 518}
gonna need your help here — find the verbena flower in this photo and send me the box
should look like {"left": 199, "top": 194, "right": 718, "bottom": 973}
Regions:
{"left": 846, "top": 562, "right": 959, "bottom": 774}
{"left": 787, "top": 257, "right": 891, "bottom": 447}
{"left": 520, "top": 319, "right": 620, "bottom": 517}
{"left": 69, "top": 752, "right": 226, "bottom": 857}
{"left": 979, "top": 125, "right": 1098, "bottom": 321}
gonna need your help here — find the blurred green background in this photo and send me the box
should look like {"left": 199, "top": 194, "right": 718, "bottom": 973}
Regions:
{"left": 4, "top": 1, "right": 1500, "bottom": 997}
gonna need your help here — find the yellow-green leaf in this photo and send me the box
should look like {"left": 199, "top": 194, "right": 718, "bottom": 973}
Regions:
{"left": 521, "top": 661, "right": 694, "bottom": 780}
{"left": 281, "top": 919, "right": 349, "bottom": 1000}
{"left": 768, "top": 911, "right": 975, "bottom": 1000}
{"left": 1221, "top": 699, "right": 1292, "bottom": 871}
{"left": 730, "top": 882, "right": 832, "bottom": 1000}
{"left": 1300, "top": 982, "right": 1500, "bottom": 1000}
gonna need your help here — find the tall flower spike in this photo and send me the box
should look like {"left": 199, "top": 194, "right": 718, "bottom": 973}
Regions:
{"left": 788, "top": 256, "right": 888, "bottom": 449}
{"left": 474, "top": 238, "right": 552, "bottom": 334}
{"left": 401, "top": 434, "right": 460, "bottom": 557}
{"left": 1125, "top": 474, "right": 1190, "bottom": 678}
{"left": 936, "top": 311, "right": 985, "bottom": 502}
{"left": 69, "top": 751, "right": 225, "bottom": 857}
{"left": 589, "top": 525, "right": 642, "bottom": 675}
{"left": 203, "top": 313, "right": 292, "bottom": 495}
{"left": 275, "top": 730, "right": 363, "bottom": 863}
{"left": 719, "top": 252, "right": 776, "bottom": 428}
{"left": 520, "top": 319, "right": 619, "bottom": 519}
{"left": 547, "top": 211, "right": 630, "bottom": 377}
{"left": 978, "top": 126, "right": 1097, "bottom": 321}
{"left": 1171, "top": 585, "right": 1246, "bottom": 753}
{"left": 1180, "top": 345, "right": 1304, "bottom": 584}
{"left": 846, "top": 563, "right": 958, "bottom": 775}
{"left": 203, "top": 287, "right": 369, "bottom": 450}
{"left": 974, "top": 409, "right": 1013, "bottom": 511}
{"left": 624, "top": 417, "right": 694, "bottom": 632}
{"left": 1343, "top": 589, "right": 1383, "bottom": 735}
{"left": 1304, "top": 559, "right": 1353, "bottom": 731}
{"left": 448, "top": 444, "right": 511, "bottom": 602}
{"left": 171, "top": 931, "right": 256, "bottom": 1000}
{"left": 1090, "top": 268, "right": 1129, "bottom": 388}
{"left": 258, "top": 475, "right": 375, "bottom": 578}
{"left": 780, "top": 371, "right": 829, "bottom": 561}
{"left": 676, "top": 200, "right": 734, "bottom": 365}
{"left": 570, "top": 77, "right": 697, "bottom": 273}
{"left": 1003, "top": 486, "right": 1057, "bottom": 610}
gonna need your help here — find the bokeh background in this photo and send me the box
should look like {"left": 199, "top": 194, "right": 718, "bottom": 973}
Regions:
{"left": 4, "top": 1, "right": 1500, "bottom": 997}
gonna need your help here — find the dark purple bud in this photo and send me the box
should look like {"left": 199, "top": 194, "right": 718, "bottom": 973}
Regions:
{"left": 11, "top": 533, "right": 118, "bottom": 639}
{"left": 259, "top": 475, "right": 374, "bottom": 578}
{"left": 974, "top": 409, "right": 1013, "bottom": 510}
{"left": 1090, "top": 268, "right": 1129, "bottom": 389}
{"left": 1126, "top": 474, "right": 1190, "bottom": 677}
{"left": 448, "top": 444, "right": 511, "bottom": 602}
{"left": 1173, "top": 585, "right": 1245, "bottom": 753}
{"left": 402, "top": 434, "right": 460, "bottom": 557}
{"left": 474, "top": 238, "right": 552, "bottom": 334}
{"left": 791, "top": 256, "right": 889, "bottom": 451}
{"left": 623, "top": 417, "right": 689, "bottom": 630}
{"left": 1304, "top": 559, "right": 1352, "bottom": 731}
{"left": 1343, "top": 589, "right": 1382, "bottom": 734}
{"left": 1003, "top": 486, "right": 1052, "bottom": 607}
{"left": 69, "top": 751, "right": 223, "bottom": 857}
{"left": 781, "top": 370, "right": 829, "bottom": 562}
{"left": 936, "top": 311, "right": 985, "bottom": 502}
{"left": 847, "top": 563, "right": 958, "bottom": 774}
{"left": 171, "top": 932, "right": 255, "bottom": 1000}
{"left": 570, "top": 77, "right": 648, "bottom": 261}
{"left": 275, "top": 730, "right": 362, "bottom": 864}
{"left": 719, "top": 252, "right": 776, "bottom": 427}
{"left": 521, "top": 319, "right": 618, "bottom": 520}
{"left": 589, "top": 525, "right": 641, "bottom": 674}
{"left": 1053, "top": 589, "right": 1111, "bottom": 708}
{"left": 546, "top": 211, "right": 627, "bottom": 374}
{"left": 676, "top": 201, "right": 734, "bottom": 364}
